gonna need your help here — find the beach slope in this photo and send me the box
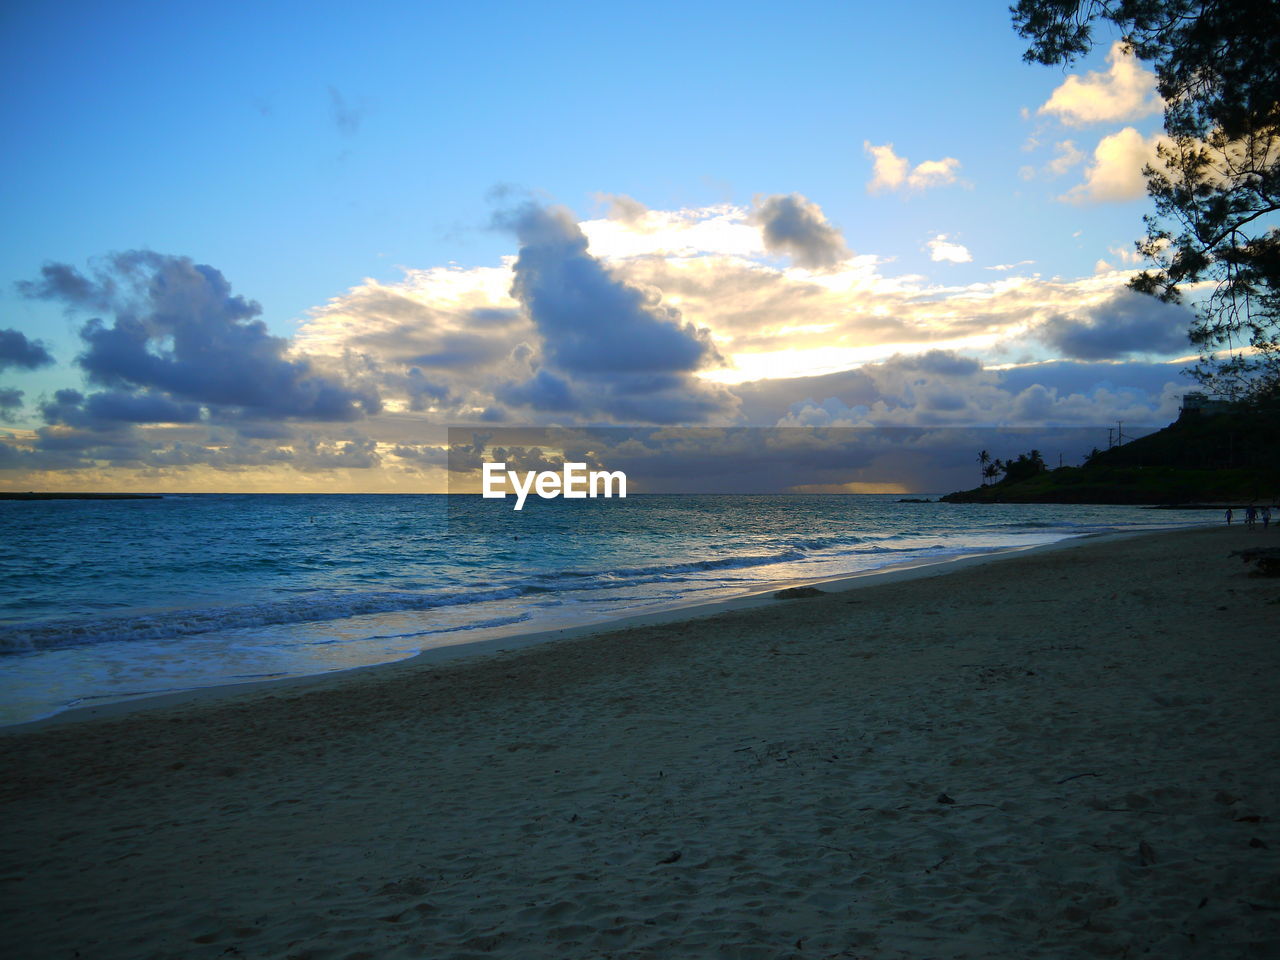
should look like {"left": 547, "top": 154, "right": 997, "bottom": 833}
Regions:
{"left": 2, "top": 526, "right": 1277, "bottom": 958}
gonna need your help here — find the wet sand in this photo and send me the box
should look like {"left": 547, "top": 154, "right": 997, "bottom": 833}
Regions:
{"left": 1, "top": 525, "right": 1277, "bottom": 958}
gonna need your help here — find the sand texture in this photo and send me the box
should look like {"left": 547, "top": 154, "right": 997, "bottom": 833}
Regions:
{"left": 2, "top": 525, "right": 1278, "bottom": 958}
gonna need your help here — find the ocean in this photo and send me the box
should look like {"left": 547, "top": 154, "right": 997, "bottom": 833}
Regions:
{"left": 0, "top": 493, "right": 1208, "bottom": 725}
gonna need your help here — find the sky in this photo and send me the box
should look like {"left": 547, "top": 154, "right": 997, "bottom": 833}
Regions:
{"left": 0, "top": 0, "right": 1197, "bottom": 492}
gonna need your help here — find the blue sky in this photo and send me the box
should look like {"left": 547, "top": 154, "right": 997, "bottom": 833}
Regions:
{"left": 0, "top": 1, "right": 1192, "bottom": 491}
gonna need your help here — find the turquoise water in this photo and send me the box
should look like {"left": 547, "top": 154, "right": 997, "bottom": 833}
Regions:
{"left": 0, "top": 494, "right": 1208, "bottom": 724}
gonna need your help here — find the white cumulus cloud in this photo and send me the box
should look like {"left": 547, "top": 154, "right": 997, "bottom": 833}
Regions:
{"left": 864, "top": 142, "right": 962, "bottom": 193}
{"left": 1061, "top": 127, "right": 1165, "bottom": 204}
{"left": 1048, "top": 140, "right": 1086, "bottom": 175}
{"left": 927, "top": 235, "right": 973, "bottom": 263}
{"left": 1038, "top": 41, "right": 1163, "bottom": 126}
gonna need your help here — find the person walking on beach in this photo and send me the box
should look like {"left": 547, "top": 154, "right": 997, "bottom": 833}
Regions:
{"left": 1264, "top": 506, "right": 1272, "bottom": 531}
{"left": 1226, "top": 507, "right": 1234, "bottom": 525}
{"left": 1245, "top": 505, "right": 1257, "bottom": 529}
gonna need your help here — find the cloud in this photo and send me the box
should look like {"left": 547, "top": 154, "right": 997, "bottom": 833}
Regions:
{"left": 298, "top": 266, "right": 532, "bottom": 418}
{"left": 624, "top": 251, "right": 1153, "bottom": 380}
{"left": 1038, "top": 42, "right": 1162, "bottom": 126}
{"left": 753, "top": 350, "right": 1188, "bottom": 430}
{"left": 388, "top": 443, "right": 450, "bottom": 466}
{"left": 865, "top": 143, "right": 908, "bottom": 192}
{"left": 292, "top": 437, "right": 380, "bottom": 470}
{"left": 1061, "top": 127, "right": 1163, "bottom": 204}
{"left": 1093, "top": 241, "right": 1154, "bottom": 273}
{"left": 40, "top": 389, "right": 205, "bottom": 430}
{"left": 907, "top": 158, "right": 962, "bottom": 190}
{"left": 1047, "top": 140, "right": 1086, "bottom": 175}
{"left": 0, "top": 328, "right": 55, "bottom": 371}
{"left": 3, "top": 196, "right": 1207, "bottom": 492}
{"left": 20, "top": 251, "right": 380, "bottom": 423}
{"left": 143, "top": 433, "right": 383, "bottom": 472}
{"left": 1028, "top": 290, "right": 1191, "bottom": 360}
{"left": 0, "top": 418, "right": 395, "bottom": 479}
{"left": 0, "top": 387, "right": 22, "bottom": 423}
{"left": 752, "top": 193, "right": 851, "bottom": 269}
{"left": 1021, "top": 137, "right": 1088, "bottom": 184}
{"left": 501, "top": 202, "right": 716, "bottom": 376}
{"left": 926, "top": 235, "right": 972, "bottom": 264}
{"left": 864, "top": 142, "right": 962, "bottom": 193}
{"left": 597, "top": 193, "right": 649, "bottom": 223}
{"left": 298, "top": 202, "right": 1189, "bottom": 398}
{"left": 1094, "top": 244, "right": 1146, "bottom": 273}
{"left": 579, "top": 202, "right": 763, "bottom": 260}
{"left": 494, "top": 201, "right": 734, "bottom": 423}
{"left": 495, "top": 368, "right": 577, "bottom": 412}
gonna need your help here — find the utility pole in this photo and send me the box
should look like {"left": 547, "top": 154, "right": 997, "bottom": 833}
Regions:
{"left": 1109, "top": 421, "right": 1129, "bottom": 448}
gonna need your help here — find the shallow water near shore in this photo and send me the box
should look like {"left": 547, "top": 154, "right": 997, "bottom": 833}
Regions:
{"left": 0, "top": 493, "right": 1210, "bottom": 724}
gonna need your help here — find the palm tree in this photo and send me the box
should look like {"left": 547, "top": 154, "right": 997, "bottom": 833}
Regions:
{"left": 977, "top": 449, "right": 992, "bottom": 485}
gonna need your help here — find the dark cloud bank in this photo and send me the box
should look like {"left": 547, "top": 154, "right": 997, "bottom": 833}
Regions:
{"left": 1030, "top": 290, "right": 1190, "bottom": 360}
{"left": 3, "top": 251, "right": 382, "bottom": 474}
{"left": 445, "top": 425, "right": 1125, "bottom": 498}
{"left": 493, "top": 201, "right": 736, "bottom": 424}
{"left": 0, "top": 328, "right": 55, "bottom": 372}
{"left": 19, "top": 251, "right": 379, "bottom": 425}
{"left": 753, "top": 193, "right": 850, "bottom": 270}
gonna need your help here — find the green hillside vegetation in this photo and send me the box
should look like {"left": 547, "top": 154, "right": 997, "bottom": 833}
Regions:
{"left": 943, "top": 404, "right": 1280, "bottom": 505}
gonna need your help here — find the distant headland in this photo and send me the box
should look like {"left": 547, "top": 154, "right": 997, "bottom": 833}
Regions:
{"left": 942, "top": 400, "right": 1279, "bottom": 505}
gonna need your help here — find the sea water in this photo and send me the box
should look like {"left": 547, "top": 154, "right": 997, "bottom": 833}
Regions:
{"left": 0, "top": 494, "right": 1208, "bottom": 724}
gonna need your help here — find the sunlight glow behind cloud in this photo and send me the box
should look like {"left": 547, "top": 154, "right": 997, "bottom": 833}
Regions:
{"left": 296, "top": 204, "right": 1190, "bottom": 392}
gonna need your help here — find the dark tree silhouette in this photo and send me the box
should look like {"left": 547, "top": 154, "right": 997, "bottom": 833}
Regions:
{"left": 1013, "top": 0, "right": 1280, "bottom": 402}
{"left": 977, "top": 448, "right": 992, "bottom": 485}
{"left": 998, "top": 450, "right": 1049, "bottom": 485}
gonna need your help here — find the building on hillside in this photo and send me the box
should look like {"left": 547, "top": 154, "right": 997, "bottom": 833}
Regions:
{"left": 1180, "top": 392, "right": 1234, "bottom": 417}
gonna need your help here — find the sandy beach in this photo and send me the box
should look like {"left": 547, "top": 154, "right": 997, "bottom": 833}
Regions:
{"left": 2, "top": 524, "right": 1277, "bottom": 959}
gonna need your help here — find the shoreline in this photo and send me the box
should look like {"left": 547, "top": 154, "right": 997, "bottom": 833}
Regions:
{"left": 2, "top": 523, "right": 1276, "bottom": 958}
{"left": 1, "top": 523, "right": 1203, "bottom": 734}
